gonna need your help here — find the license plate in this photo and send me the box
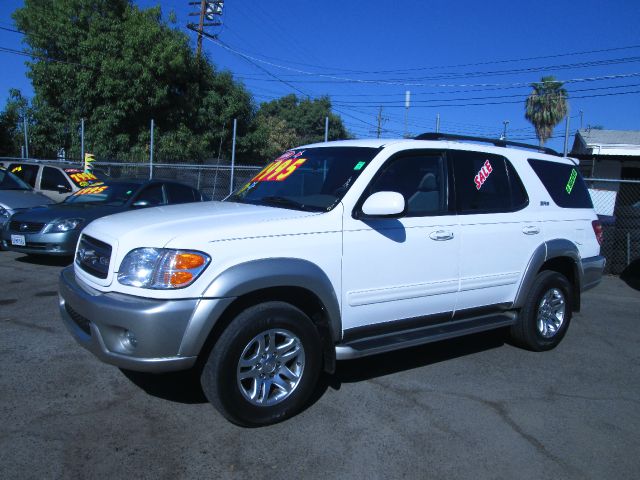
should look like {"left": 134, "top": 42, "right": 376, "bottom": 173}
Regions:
{"left": 10, "top": 234, "right": 26, "bottom": 246}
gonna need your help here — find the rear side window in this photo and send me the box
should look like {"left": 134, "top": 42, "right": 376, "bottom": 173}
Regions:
{"left": 450, "top": 151, "right": 528, "bottom": 214}
{"left": 528, "top": 159, "right": 593, "bottom": 209}
{"left": 166, "top": 183, "right": 199, "bottom": 204}
{"left": 9, "top": 163, "right": 39, "bottom": 188}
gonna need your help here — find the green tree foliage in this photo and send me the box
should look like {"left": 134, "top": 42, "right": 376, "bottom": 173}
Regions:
{"left": 0, "top": 89, "right": 30, "bottom": 156}
{"left": 13, "top": 0, "right": 254, "bottom": 161}
{"left": 525, "top": 76, "right": 568, "bottom": 147}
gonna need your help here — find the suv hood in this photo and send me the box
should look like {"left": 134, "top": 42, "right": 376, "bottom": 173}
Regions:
{"left": 0, "top": 189, "right": 55, "bottom": 210}
{"left": 84, "top": 201, "right": 326, "bottom": 248}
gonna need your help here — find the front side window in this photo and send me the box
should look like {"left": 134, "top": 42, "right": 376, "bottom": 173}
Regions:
{"left": 227, "top": 147, "right": 379, "bottom": 211}
{"left": 366, "top": 154, "right": 447, "bottom": 216}
{"left": 41, "top": 167, "right": 71, "bottom": 191}
{"left": 451, "top": 151, "right": 527, "bottom": 214}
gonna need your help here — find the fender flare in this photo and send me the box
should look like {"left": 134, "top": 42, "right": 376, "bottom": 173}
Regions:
{"left": 178, "top": 258, "right": 342, "bottom": 357}
{"left": 513, "top": 239, "right": 582, "bottom": 309}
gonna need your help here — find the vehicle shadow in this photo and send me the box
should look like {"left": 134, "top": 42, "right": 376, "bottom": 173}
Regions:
{"left": 14, "top": 254, "right": 73, "bottom": 267}
{"left": 119, "top": 328, "right": 509, "bottom": 411}
{"left": 620, "top": 258, "right": 640, "bottom": 291}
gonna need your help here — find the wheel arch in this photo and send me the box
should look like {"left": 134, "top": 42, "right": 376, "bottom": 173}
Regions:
{"left": 180, "top": 258, "right": 341, "bottom": 373}
{"left": 514, "top": 239, "right": 582, "bottom": 311}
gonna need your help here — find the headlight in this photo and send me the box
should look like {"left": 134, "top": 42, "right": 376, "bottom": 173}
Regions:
{"left": 0, "top": 207, "right": 11, "bottom": 225}
{"left": 117, "top": 248, "right": 210, "bottom": 289}
{"left": 47, "top": 218, "right": 84, "bottom": 233}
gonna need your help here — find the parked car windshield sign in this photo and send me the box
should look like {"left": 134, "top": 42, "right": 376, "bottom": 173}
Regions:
{"left": 0, "top": 168, "right": 32, "bottom": 191}
{"left": 227, "top": 146, "right": 379, "bottom": 211}
{"left": 64, "top": 182, "right": 138, "bottom": 206}
{"left": 63, "top": 169, "right": 102, "bottom": 188}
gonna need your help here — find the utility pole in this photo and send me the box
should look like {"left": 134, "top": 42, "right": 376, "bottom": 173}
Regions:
{"left": 436, "top": 113, "right": 440, "bottom": 133}
{"left": 22, "top": 117, "right": 29, "bottom": 159}
{"left": 501, "top": 120, "right": 509, "bottom": 140}
{"left": 404, "top": 90, "right": 411, "bottom": 138}
{"left": 563, "top": 106, "right": 570, "bottom": 157}
{"left": 579, "top": 110, "right": 584, "bottom": 130}
{"left": 376, "top": 106, "right": 384, "bottom": 138}
{"left": 324, "top": 116, "right": 329, "bottom": 142}
{"left": 188, "top": 1, "right": 224, "bottom": 59}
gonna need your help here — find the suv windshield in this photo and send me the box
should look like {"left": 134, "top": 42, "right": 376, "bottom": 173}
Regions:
{"left": 63, "top": 182, "right": 139, "bottom": 206}
{"left": 0, "top": 169, "right": 32, "bottom": 191}
{"left": 227, "top": 147, "right": 379, "bottom": 211}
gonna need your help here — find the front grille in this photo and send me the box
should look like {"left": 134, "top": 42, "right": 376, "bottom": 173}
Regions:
{"left": 76, "top": 234, "right": 112, "bottom": 279}
{"left": 9, "top": 221, "right": 45, "bottom": 233}
{"left": 65, "top": 303, "right": 91, "bottom": 336}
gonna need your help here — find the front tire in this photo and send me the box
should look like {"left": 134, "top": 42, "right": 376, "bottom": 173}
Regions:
{"left": 511, "top": 270, "right": 573, "bottom": 351}
{"left": 200, "top": 301, "right": 322, "bottom": 427}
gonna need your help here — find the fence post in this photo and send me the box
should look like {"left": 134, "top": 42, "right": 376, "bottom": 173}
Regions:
{"left": 80, "top": 118, "right": 84, "bottom": 165}
{"left": 324, "top": 116, "right": 329, "bottom": 142}
{"left": 628, "top": 232, "right": 632, "bottom": 267}
{"left": 149, "top": 118, "right": 154, "bottom": 180}
{"left": 23, "top": 118, "right": 29, "bottom": 159}
{"left": 230, "top": 118, "right": 237, "bottom": 195}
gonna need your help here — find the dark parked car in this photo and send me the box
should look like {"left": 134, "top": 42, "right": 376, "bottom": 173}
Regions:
{"left": 2, "top": 179, "right": 203, "bottom": 256}
{"left": 0, "top": 167, "right": 55, "bottom": 230}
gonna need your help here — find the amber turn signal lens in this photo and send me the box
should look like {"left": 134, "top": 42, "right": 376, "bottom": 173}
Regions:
{"left": 169, "top": 271, "right": 194, "bottom": 286}
{"left": 174, "top": 253, "right": 206, "bottom": 270}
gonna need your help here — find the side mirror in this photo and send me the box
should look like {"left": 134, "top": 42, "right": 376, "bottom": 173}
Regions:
{"left": 132, "top": 200, "right": 150, "bottom": 208}
{"left": 360, "top": 191, "right": 406, "bottom": 218}
{"left": 57, "top": 184, "right": 72, "bottom": 193}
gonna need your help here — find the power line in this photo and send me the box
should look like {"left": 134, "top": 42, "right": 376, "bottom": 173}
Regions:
{"left": 0, "top": 46, "right": 92, "bottom": 68}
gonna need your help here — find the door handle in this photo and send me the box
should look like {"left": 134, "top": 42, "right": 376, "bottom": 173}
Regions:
{"left": 522, "top": 225, "right": 540, "bottom": 235}
{"left": 429, "top": 230, "right": 454, "bottom": 241}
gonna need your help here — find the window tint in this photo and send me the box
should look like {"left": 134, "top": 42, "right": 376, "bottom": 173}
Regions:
{"left": 451, "top": 151, "right": 527, "bottom": 214}
{"left": 368, "top": 154, "right": 446, "bottom": 216}
{"left": 528, "top": 159, "right": 593, "bottom": 209}
{"left": 136, "top": 184, "right": 165, "bottom": 205}
{"left": 166, "top": 183, "right": 198, "bottom": 204}
{"left": 41, "top": 166, "right": 71, "bottom": 191}
{"left": 9, "top": 163, "right": 39, "bottom": 188}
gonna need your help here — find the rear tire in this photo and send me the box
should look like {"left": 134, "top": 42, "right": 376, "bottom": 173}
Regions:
{"left": 511, "top": 270, "right": 573, "bottom": 351}
{"left": 200, "top": 301, "right": 322, "bottom": 427}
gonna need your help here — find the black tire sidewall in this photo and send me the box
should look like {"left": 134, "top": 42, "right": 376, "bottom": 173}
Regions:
{"left": 519, "top": 271, "right": 573, "bottom": 351}
{"left": 202, "top": 302, "right": 321, "bottom": 427}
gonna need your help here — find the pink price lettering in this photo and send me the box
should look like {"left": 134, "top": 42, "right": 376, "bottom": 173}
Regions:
{"left": 474, "top": 160, "right": 493, "bottom": 190}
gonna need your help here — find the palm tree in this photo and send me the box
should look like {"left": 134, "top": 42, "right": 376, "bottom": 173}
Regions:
{"left": 525, "top": 76, "right": 568, "bottom": 146}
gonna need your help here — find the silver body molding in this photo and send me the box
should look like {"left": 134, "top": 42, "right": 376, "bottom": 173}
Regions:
{"left": 513, "top": 239, "right": 605, "bottom": 308}
{"left": 201, "top": 257, "right": 342, "bottom": 342}
{"left": 58, "top": 266, "right": 230, "bottom": 372}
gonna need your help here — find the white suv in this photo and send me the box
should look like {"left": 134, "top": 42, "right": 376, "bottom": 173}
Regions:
{"left": 58, "top": 134, "right": 605, "bottom": 426}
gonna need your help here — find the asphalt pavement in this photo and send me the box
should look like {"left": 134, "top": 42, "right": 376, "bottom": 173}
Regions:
{"left": 1, "top": 250, "right": 639, "bottom": 479}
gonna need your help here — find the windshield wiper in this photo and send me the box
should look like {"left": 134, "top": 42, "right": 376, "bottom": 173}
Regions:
{"left": 260, "top": 196, "right": 305, "bottom": 210}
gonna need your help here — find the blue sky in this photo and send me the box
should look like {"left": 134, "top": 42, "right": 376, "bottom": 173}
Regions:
{"left": 1, "top": 0, "right": 640, "bottom": 152}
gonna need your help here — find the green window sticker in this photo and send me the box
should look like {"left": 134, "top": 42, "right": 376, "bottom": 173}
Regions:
{"left": 354, "top": 161, "right": 366, "bottom": 171}
{"left": 566, "top": 168, "right": 577, "bottom": 194}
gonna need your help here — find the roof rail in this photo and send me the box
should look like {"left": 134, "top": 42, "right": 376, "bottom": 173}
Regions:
{"left": 414, "top": 132, "right": 561, "bottom": 157}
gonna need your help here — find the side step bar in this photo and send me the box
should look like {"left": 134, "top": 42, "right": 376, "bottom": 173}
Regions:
{"left": 335, "top": 313, "right": 517, "bottom": 360}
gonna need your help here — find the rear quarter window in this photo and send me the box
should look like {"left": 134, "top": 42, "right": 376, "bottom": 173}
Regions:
{"left": 528, "top": 159, "right": 593, "bottom": 209}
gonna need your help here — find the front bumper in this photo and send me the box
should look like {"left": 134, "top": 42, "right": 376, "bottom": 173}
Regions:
{"left": 2, "top": 229, "right": 79, "bottom": 256}
{"left": 581, "top": 254, "right": 606, "bottom": 292}
{"left": 59, "top": 266, "right": 222, "bottom": 372}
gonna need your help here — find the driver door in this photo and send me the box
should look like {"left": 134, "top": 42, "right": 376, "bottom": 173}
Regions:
{"left": 341, "top": 151, "right": 459, "bottom": 338}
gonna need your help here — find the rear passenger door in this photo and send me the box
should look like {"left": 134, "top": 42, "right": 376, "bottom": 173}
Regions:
{"left": 450, "top": 150, "right": 537, "bottom": 314}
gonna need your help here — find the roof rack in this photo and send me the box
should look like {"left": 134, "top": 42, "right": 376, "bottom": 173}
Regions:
{"left": 414, "top": 132, "right": 561, "bottom": 157}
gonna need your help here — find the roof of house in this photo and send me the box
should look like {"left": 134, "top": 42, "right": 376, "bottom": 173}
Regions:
{"left": 572, "top": 129, "right": 640, "bottom": 156}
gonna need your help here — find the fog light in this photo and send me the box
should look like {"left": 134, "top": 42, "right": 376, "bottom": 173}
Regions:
{"left": 120, "top": 330, "right": 138, "bottom": 350}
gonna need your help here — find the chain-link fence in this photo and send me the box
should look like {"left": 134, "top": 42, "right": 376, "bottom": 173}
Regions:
{"left": 586, "top": 178, "right": 640, "bottom": 274}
